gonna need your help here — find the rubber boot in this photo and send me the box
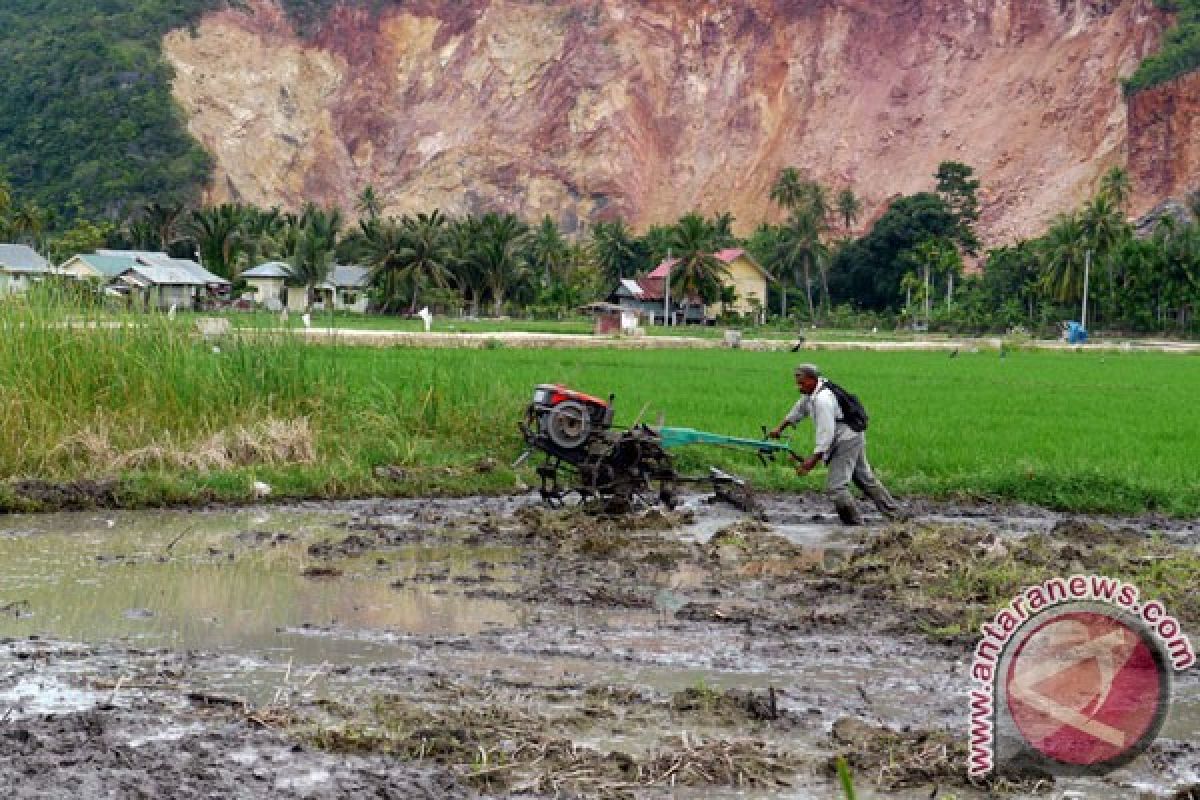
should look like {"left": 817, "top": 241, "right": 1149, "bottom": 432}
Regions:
{"left": 834, "top": 497, "right": 864, "bottom": 526}
{"left": 864, "top": 485, "right": 906, "bottom": 520}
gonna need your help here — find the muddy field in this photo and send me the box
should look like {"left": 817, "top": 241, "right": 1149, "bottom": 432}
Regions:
{"left": 0, "top": 493, "right": 1196, "bottom": 799}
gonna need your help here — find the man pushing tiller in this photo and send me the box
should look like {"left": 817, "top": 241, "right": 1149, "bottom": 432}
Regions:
{"left": 769, "top": 363, "right": 903, "bottom": 526}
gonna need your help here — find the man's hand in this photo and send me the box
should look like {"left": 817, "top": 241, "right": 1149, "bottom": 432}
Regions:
{"left": 795, "top": 454, "right": 821, "bottom": 477}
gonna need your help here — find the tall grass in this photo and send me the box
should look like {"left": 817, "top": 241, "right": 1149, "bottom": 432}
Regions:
{"left": 0, "top": 288, "right": 339, "bottom": 477}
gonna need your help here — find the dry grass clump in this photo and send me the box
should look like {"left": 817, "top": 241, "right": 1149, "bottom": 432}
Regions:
{"left": 54, "top": 417, "right": 316, "bottom": 472}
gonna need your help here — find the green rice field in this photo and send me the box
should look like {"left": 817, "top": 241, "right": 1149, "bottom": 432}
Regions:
{"left": 2, "top": 296, "right": 1197, "bottom": 515}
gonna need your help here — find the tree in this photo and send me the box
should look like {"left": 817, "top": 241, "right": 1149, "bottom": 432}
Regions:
{"left": 396, "top": 210, "right": 453, "bottom": 313}
{"left": 836, "top": 188, "right": 863, "bottom": 234}
{"left": 356, "top": 185, "right": 383, "bottom": 221}
{"left": 770, "top": 167, "right": 806, "bottom": 213}
{"left": 287, "top": 206, "right": 342, "bottom": 310}
{"left": 828, "top": 192, "right": 959, "bottom": 310}
{"left": 49, "top": 218, "right": 114, "bottom": 264}
{"left": 528, "top": 215, "right": 569, "bottom": 285}
{"left": 668, "top": 213, "right": 728, "bottom": 315}
{"left": 774, "top": 209, "right": 827, "bottom": 320}
{"left": 1039, "top": 211, "right": 1089, "bottom": 304}
{"left": 473, "top": 212, "right": 531, "bottom": 316}
{"left": 1098, "top": 166, "right": 1132, "bottom": 213}
{"left": 589, "top": 219, "right": 642, "bottom": 284}
{"left": 142, "top": 202, "right": 184, "bottom": 252}
{"left": 185, "top": 204, "right": 245, "bottom": 280}
{"left": 934, "top": 161, "right": 981, "bottom": 254}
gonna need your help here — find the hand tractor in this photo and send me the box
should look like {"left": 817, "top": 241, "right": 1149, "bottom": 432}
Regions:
{"left": 514, "top": 384, "right": 799, "bottom": 513}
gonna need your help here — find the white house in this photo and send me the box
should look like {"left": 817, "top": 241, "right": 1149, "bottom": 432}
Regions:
{"left": 242, "top": 262, "right": 370, "bottom": 313}
{"left": 0, "top": 244, "right": 53, "bottom": 293}
{"left": 59, "top": 250, "right": 229, "bottom": 309}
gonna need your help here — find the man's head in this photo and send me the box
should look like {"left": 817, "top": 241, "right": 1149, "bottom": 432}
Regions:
{"left": 794, "top": 363, "right": 820, "bottom": 395}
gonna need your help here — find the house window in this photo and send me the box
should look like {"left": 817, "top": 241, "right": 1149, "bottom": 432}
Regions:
{"left": 343, "top": 292, "right": 358, "bottom": 305}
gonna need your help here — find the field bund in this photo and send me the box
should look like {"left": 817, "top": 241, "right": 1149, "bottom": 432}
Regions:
{"left": 285, "top": 327, "right": 1200, "bottom": 353}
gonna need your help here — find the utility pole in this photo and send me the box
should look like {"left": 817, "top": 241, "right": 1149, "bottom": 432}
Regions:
{"left": 1081, "top": 249, "right": 1091, "bottom": 329}
{"left": 663, "top": 249, "right": 671, "bottom": 327}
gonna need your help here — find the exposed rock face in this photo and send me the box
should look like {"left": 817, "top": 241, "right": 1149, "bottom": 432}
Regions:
{"left": 163, "top": 0, "right": 1176, "bottom": 245}
{"left": 1127, "top": 70, "right": 1200, "bottom": 219}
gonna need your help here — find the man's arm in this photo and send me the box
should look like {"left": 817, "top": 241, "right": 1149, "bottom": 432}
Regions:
{"left": 768, "top": 397, "right": 808, "bottom": 439}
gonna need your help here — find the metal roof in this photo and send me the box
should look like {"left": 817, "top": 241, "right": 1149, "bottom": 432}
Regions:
{"left": 77, "top": 254, "right": 138, "bottom": 278}
{"left": 123, "top": 264, "right": 208, "bottom": 286}
{"left": 0, "top": 244, "right": 50, "bottom": 272}
{"left": 242, "top": 261, "right": 292, "bottom": 279}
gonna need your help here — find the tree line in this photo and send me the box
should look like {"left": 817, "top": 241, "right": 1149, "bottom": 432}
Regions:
{"left": 3, "top": 161, "right": 1199, "bottom": 334}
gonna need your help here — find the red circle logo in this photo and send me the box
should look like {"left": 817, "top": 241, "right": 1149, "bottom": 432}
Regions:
{"left": 1004, "top": 609, "right": 1168, "bottom": 768}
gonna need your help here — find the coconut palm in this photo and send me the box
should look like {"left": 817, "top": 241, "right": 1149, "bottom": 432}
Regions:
{"left": 1039, "top": 212, "right": 1089, "bottom": 303}
{"left": 774, "top": 209, "right": 828, "bottom": 320}
{"left": 668, "top": 213, "right": 728, "bottom": 317}
{"left": 1098, "top": 166, "right": 1132, "bottom": 213}
{"left": 836, "top": 188, "right": 863, "bottom": 233}
{"left": 769, "top": 167, "right": 805, "bottom": 213}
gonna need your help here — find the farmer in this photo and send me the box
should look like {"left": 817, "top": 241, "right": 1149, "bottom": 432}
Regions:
{"left": 768, "top": 363, "right": 901, "bottom": 525}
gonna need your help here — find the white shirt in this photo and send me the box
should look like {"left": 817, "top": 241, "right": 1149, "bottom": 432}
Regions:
{"left": 784, "top": 379, "right": 843, "bottom": 458}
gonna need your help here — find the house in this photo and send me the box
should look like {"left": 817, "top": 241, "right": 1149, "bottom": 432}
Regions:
{"left": 115, "top": 263, "right": 210, "bottom": 311}
{"left": 612, "top": 248, "right": 771, "bottom": 325}
{"left": 60, "top": 250, "right": 230, "bottom": 309}
{"left": 242, "top": 262, "right": 370, "bottom": 313}
{"left": 0, "top": 244, "right": 52, "bottom": 294}
{"left": 241, "top": 262, "right": 291, "bottom": 310}
{"left": 318, "top": 265, "right": 369, "bottom": 313}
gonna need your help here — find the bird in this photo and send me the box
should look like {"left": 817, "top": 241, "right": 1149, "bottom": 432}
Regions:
{"left": 949, "top": 347, "right": 959, "bottom": 358}
{"left": 417, "top": 306, "right": 433, "bottom": 332}
{"left": 167, "top": 303, "right": 177, "bottom": 320}
{"left": 301, "top": 313, "right": 311, "bottom": 329}
{"left": 790, "top": 334, "right": 806, "bottom": 352}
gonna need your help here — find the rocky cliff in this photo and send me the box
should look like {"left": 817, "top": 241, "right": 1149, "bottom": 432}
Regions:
{"left": 163, "top": 0, "right": 1180, "bottom": 244}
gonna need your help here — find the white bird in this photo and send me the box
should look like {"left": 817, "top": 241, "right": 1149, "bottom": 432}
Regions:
{"left": 417, "top": 306, "right": 433, "bottom": 332}
{"left": 281, "top": 308, "right": 289, "bottom": 324}
{"left": 301, "top": 313, "right": 311, "bottom": 329}
{"left": 167, "top": 303, "right": 177, "bottom": 320}
{"left": 252, "top": 481, "right": 272, "bottom": 498}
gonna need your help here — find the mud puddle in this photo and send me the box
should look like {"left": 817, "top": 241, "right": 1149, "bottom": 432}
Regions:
{"left": 0, "top": 495, "right": 1195, "bottom": 798}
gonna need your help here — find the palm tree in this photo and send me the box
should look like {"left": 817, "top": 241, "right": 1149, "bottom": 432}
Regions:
{"left": 142, "top": 202, "right": 184, "bottom": 252}
{"left": 529, "top": 215, "right": 569, "bottom": 285}
{"left": 185, "top": 204, "right": 245, "bottom": 280}
{"left": 1039, "top": 212, "right": 1089, "bottom": 304}
{"left": 398, "top": 210, "right": 453, "bottom": 313}
{"left": 836, "top": 188, "right": 863, "bottom": 233}
{"left": 474, "top": 212, "right": 531, "bottom": 316}
{"left": 446, "top": 216, "right": 487, "bottom": 316}
{"left": 710, "top": 212, "right": 738, "bottom": 248}
{"left": 668, "top": 213, "right": 728, "bottom": 318}
{"left": 362, "top": 218, "right": 407, "bottom": 312}
{"left": 1098, "top": 166, "right": 1132, "bottom": 213}
{"left": 774, "top": 209, "right": 827, "bottom": 320}
{"left": 282, "top": 204, "right": 342, "bottom": 309}
{"left": 356, "top": 186, "right": 383, "bottom": 221}
{"left": 590, "top": 219, "right": 641, "bottom": 283}
{"left": 770, "top": 167, "right": 806, "bottom": 213}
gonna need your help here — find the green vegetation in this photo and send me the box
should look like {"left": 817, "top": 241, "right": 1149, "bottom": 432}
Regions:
{"left": 0, "top": 0, "right": 216, "bottom": 224}
{"left": 1125, "top": 0, "right": 1200, "bottom": 95}
{"left": 3, "top": 292, "right": 1198, "bottom": 516}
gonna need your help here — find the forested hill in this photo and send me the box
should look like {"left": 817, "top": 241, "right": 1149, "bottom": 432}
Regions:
{"left": 0, "top": 0, "right": 335, "bottom": 223}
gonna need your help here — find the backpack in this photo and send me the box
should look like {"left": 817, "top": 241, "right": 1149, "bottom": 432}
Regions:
{"left": 822, "top": 381, "right": 869, "bottom": 432}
